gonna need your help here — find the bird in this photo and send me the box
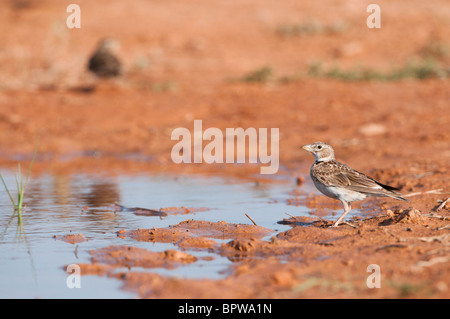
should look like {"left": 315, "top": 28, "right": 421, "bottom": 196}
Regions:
{"left": 302, "top": 141, "right": 407, "bottom": 227}
{"left": 88, "top": 38, "right": 122, "bottom": 77}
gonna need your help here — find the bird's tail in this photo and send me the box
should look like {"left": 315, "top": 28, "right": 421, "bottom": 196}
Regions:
{"left": 376, "top": 181, "right": 409, "bottom": 202}
{"left": 387, "top": 192, "right": 409, "bottom": 202}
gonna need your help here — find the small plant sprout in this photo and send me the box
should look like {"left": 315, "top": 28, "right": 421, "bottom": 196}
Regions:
{"left": 1, "top": 144, "right": 38, "bottom": 235}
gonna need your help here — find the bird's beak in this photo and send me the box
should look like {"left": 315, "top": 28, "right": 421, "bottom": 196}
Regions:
{"left": 302, "top": 144, "right": 313, "bottom": 152}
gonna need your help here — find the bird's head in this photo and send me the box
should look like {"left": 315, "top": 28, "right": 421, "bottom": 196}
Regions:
{"left": 302, "top": 142, "right": 335, "bottom": 162}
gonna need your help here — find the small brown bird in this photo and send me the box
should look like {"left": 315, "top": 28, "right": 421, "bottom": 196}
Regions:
{"left": 302, "top": 142, "right": 407, "bottom": 227}
{"left": 88, "top": 38, "right": 122, "bottom": 77}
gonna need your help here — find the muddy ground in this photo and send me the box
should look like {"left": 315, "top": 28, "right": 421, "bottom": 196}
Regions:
{"left": 0, "top": 0, "right": 449, "bottom": 298}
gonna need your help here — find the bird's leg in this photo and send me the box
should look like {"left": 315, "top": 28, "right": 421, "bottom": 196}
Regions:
{"left": 333, "top": 201, "right": 351, "bottom": 227}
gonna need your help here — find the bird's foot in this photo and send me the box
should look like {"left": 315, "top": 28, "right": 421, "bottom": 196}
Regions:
{"left": 331, "top": 220, "right": 356, "bottom": 228}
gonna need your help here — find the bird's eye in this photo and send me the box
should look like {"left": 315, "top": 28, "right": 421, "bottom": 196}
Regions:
{"left": 317, "top": 145, "right": 322, "bottom": 149}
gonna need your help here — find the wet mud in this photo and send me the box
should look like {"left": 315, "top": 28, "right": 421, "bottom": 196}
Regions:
{"left": 77, "top": 209, "right": 450, "bottom": 298}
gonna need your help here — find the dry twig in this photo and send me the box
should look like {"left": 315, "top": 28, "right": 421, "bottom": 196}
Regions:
{"left": 435, "top": 197, "right": 450, "bottom": 212}
{"left": 404, "top": 189, "right": 444, "bottom": 198}
{"left": 245, "top": 213, "right": 257, "bottom": 226}
{"left": 412, "top": 256, "right": 450, "bottom": 272}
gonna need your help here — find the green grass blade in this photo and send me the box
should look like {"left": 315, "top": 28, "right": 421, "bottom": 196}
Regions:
{"left": 0, "top": 174, "right": 17, "bottom": 209}
{"left": 15, "top": 165, "right": 21, "bottom": 202}
{"left": 25, "top": 144, "right": 38, "bottom": 184}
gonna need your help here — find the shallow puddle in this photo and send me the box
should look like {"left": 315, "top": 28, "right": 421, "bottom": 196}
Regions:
{"left": 0, "top": 171, "right": 307, "bottom": 298}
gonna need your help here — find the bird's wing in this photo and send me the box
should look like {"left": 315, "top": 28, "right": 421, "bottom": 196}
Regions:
{"left": 313, "top": 161, "right": 406, "bottom": 200}
{"left": 315, "top": 163, "right": 381, "bottom": 189}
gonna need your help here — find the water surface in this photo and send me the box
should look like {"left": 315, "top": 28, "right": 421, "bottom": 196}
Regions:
{"left": 0, "top": 172, "right": 308, "bottom": 298}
